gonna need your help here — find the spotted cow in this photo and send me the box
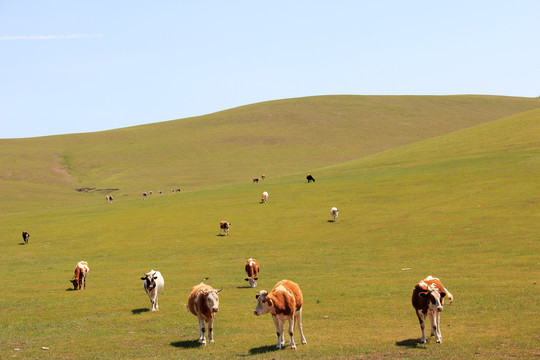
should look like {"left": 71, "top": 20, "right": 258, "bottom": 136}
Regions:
{"left": 412, "top": 276, "right": 454, "bottom": 343}
{"left": 188, "top": 282, "right": 222, "bottom": 345}
{"left": 70, "top": 261, "right": 90, "bottom": 290}
{"left": 254, "top": 279, "right": 307, "bottom": 349}
{"left": 141, "top": 270, "right": 165, "bottom": 311}
{"left": 219, "top": 221, "right": 230, "bottom": 236}
{"left": 244, "top": 258, "right": 260, "bottom": 288}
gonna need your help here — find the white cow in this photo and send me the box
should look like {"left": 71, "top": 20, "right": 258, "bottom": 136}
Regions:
{"left": 261, "top": 191, "right": 268, "bottom": 203}
{"left": 141, "top": 270, "right": 165, "bottom": 311}
{"left": 330, "top": 207, "right": 339, "bottom": 222}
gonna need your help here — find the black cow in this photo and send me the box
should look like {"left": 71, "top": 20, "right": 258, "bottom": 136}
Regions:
{"left": 22, "top": 231, "right": 30, "bottom": 244}
{"left": 306, "top": 174, "right": 315, "bottom": 183}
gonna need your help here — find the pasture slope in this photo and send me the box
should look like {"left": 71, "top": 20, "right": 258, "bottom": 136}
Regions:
{"left": 0, "top": 95, "right": 539, "bottom": 359}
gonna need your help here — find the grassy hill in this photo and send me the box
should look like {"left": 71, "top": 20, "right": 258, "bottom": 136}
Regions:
{"left": 0, "top": 96, "right": 539, "bottom": 359}
{"left": 1, "top": 95, "right": 539, "bottom": 214}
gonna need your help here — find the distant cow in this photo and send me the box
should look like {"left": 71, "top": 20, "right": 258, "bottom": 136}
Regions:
{"left": 143, "top": 192, "right": 148, "bottom": 200}
{"left": 22, "top": 231, "right": 30, "bottom": 244}
{"left": 219, "top": 221, "right": 230, "bottom": 236}
{"left": 176, "top": 188, "right": 182, "bottom": 192}
{"left": 141, "top": 270, "right": 165, "bottom": 312}
{"left": 306, "top": 174, "right": 315, "bottom": 183}
{"left": 70, "top": 261, "right": 90, "bottom": 290}
{"left": 261, "top": 174, "right": 266, "bottom": 180}
{"left": 244, "top": 258, "right": 260, "bottom": 288}
{"left": 412, "top": 276, "right": 454, "bottom": 344}
{"left": 261, "top": 191, "right": 268, "bottom": 203}
{"left": 254, "top": 279, "right": 307, "bottom": 349}
{"left": 253, "top": 178, "right": 259, "bottom": 184}
{"left": 188, "top": 282, "right": 222, "bottom": 345}
{"left": 330, "top": 207, "right": 339, "bottom": 222}
{"left": 106, "top": 195, "right": 114, "bottom": 203}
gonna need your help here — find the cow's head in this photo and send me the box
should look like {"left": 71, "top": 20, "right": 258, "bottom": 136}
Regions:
{"left": 254, "top": 290, "right": 273, "bottom": 316}
{"left": 418, "top": 282, "right": 447, "bottom": 312}
{"left": 203, "top": 288, "right": 222, "bottom": 313}
{"left": 141, "top": 272, "right": 158, "bottom": 291}
{"left": 245, "top": 277, "right": 259, "bottom": 288}
{"left": 70, "top": 278, "right": 80, "bottom": 290}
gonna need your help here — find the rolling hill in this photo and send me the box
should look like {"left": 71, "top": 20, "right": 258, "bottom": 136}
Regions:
{"left": 1, "top": 95, "right": 539, "bottom": 214}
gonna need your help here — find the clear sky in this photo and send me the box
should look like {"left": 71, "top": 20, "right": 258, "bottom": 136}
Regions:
{"left": 1, "top": 1, "right": 538, "bottom": 139}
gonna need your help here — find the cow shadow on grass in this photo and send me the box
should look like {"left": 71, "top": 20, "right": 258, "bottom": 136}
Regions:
{"left": 131, "top": 308, "right": 150, "bottom": 315}
{"left": 18, "top": 242, "right": 27, "bottom": 245}
{"left": 396, "top": 338, "right": 425, "bottom": 348}
{"left": 247, "top": 344, "right": 277, "bottom": 355}
{"left": 170, "top": 340, "right": 201, "bottom": 349}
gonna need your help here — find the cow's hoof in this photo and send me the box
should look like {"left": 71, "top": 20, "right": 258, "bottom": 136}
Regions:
{"left": 291, "top": 345, "right": 296, "bottom": 350}
{"left": 436, "top": 340, "right": 442, "bottom": 344}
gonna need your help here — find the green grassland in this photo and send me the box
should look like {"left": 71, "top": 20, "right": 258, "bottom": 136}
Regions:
{"left": 0, "top": 95, "right": 539, "bottom": 359}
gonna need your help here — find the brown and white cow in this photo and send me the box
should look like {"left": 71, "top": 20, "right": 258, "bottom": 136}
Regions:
{"left": 106, "top": 195, "right": 114, "bottom": 203}
{"left": 254, "top": 279, "right": 307, "bottom": 349}
{"left": 261, "top": 191, "right": 268, "bottom": 203}
{"left": 70, "top": 261, "right": 90, "bottom": 290}
{"left": 143, "top": 192, "right": 148, "bottom": 200}
{"left": 188, "top": 282, "right": 222, "bottom": 345}
{"left": 261, "top": 174, "right": 266, "bottom": 180}
{"left": 244, "top": 258, "right": 260, "bottom": 288}
{"left": 253, "top": 178, "right": 259, "bottom": 184}
{"left": 219, "top": 221, "right": 230, "bottom": 236}
{"left": 412, "top": 276, "right": 454, "bottom": 344}
{"left": 22, "top": 231, "right": 30, "bottom": 244}
{"left": 141, "top": 270, "right": 165, "bottom": 311}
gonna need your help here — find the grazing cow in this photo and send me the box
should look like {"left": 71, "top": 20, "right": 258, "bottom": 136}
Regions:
{"left": 261, "top": 191, "right": 268, "bottom": 203}
{"left": 176, "top": 188, "right": 182, "bottom": 192}
{"left": 106, "top": 195, "right": 114, "bottom": 203}
{"left": 253, "top": 178, "right": 259, "bottom": 184}
{"left": 171, "top": 189, "right": 175, "bottom": 193}
{"left": 22, "top": 231, "right": 30, "bottom": 244}
{"left": 244, "top": 258, "right": 260, "bottom": 288}
{"left": 261, "top": 174, "right": 266, "bottom": 180}
{"left": 254, "top": 279, "right": 307, "bottom": 349}
{"left": 219, "top": 221, "right": 230, "bottom": 236}
{"left": 70, "top": 261, "right": 90, "bottom": 290}
{"left": 306, "top": 174, "right": 315, "bottom": 183}
{"left": 412, "top": 276, "right": 454, "bottom": 344}
{"left": 330, "top": 207, "right": 339, "bottom": 222}
{"left": 158, "top": 190, "right": 162, "bottom": 194}
{"left": 141, "top": 270, "right": 165, "bottom": 312}
{"left": 143, "top": 192, "right": 148, "bottom": 200}
{"left": 188, "top": 282, "right": 222, "bottom": 345}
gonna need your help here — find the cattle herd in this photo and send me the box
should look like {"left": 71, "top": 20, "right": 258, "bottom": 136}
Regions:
{"left": 19, "top": 173, "right": 455, "bottom": 350}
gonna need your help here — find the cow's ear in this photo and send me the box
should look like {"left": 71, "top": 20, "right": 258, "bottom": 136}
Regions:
{"left": 419, "top": 291, "right": 429, "bottom": 298}
{"left": 153, "top": 276, "right": 158, "bottom": 280}
{"left": 254, "top": 277, "right": 258, "bottom": 280}
{"left": 440, "top": 292, "right": 446, "bottom": 298}
{"left": 140, "top": 277, "right": 146, "bottom": 280}
{"left": 245, "top": 278, "right": 249, "bottom": 281}
{"left": 255, "top": 294, "right": 260, "bottom": 299}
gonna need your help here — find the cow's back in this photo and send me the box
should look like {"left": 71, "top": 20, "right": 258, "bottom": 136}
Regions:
{"left": 273, "top": 280, "right": 303, "bottom": 311}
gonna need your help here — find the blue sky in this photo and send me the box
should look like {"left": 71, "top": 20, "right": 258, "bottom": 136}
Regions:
{"left": 1, "top": 1, "right": 539, "bottom": 139}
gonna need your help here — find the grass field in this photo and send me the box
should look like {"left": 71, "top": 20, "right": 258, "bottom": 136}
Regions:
{"left": 0, "top": 96, "right": 539, "bottom": 359}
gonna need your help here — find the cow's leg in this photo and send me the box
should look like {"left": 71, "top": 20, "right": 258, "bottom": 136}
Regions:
{"left": 296, "top": 308, "right": 307, "bottom": 345}
{"left": 288, "top": 317, "right": 296, "bottom": 349}
{"left": 272, "top": 314, "right": 283, "bottom": 349}
{"left": 435, "top": 312, "right": 442, "bottom": 343}
{"left": 151, "top": 291, "right": 158, "bottom": 311}
{"left": 198, "top": 316, "right": 206, "bottom": 345}
{"left": 208, "top": 317, "right": 215, "bottom": 343}
{"left": 417, "top": 310, "right": 426, "bottom": 343}
{"left": 83, "top": 277, "right": 86, "bottom": 289}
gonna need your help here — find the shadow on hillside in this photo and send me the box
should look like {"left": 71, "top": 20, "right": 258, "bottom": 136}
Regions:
{"left": 65, "top": 288, "right": 75, "bottom": 292}
{"left": 327, "top": 220, "right": 336, "bottom": 223}
{"left": 18, "top": 242, "right": 27, "bottom": 245}
{"left": 396, "top": 338, "right": 424, "bottom": 348}
{"left": 236, "top": 285, "right": 252, "bottom": 289}
{"left": 131, "top": 308, "right": 150, "bottom": 315}
{"left": 170, "top": 340, "right": 201, "bottom": 349}
{"left": 247, "top": 344, "right": 277, "bottom": 355}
